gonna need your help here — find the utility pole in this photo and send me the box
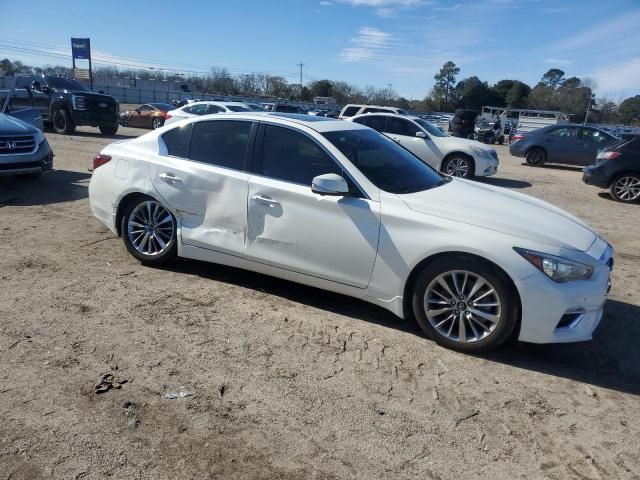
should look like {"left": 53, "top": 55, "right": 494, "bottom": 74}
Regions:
{"left": 387, "top": 83, "right": 393, "bottom": 104}
{"left": 584, "top": 93, "right": 595, "bottom": 125}
{"left": 297, "top": 61, "right": 305, "bottom": 100}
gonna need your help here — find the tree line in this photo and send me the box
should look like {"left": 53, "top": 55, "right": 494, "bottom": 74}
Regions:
{"left": 1, "top": 58, "right": 638, "bottom": 124}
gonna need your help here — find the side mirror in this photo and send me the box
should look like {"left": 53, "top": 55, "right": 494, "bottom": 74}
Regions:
{"left": 135, "top": 109, "right": 141, "bottom": 114}
{"left": 311, "top": 173, "right": 349, "bottom": 196}
{"left": 416, "top": 131, "right": 427, "bottom": 139}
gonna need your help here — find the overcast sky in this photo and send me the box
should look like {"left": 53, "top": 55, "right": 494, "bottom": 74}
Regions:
{"left": 2, "top": 0, "right": 639, "bottom": 100}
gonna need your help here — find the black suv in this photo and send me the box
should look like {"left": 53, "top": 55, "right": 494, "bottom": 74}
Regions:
{"left": 31, "top": 75, "right": 119, "bottom": 135}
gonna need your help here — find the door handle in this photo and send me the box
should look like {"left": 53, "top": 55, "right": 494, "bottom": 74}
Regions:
{"left": 251, "top": 194, "right": 280, "bottom": 207}
{"left": 158, "top": 172, "right": 182, "bottom": 185}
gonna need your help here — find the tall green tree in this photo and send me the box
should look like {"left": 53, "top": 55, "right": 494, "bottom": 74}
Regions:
{"left": 541, "top": 68, "right": 565, "bottom": 89}
{"left": 618, "top": 96, "right": 640, "bottom": 124}
{"left": 505, "top": 81, "right": 531, "bottom": 108}
{"left": 432, "top": 61, "right": 460, "bottom": 111}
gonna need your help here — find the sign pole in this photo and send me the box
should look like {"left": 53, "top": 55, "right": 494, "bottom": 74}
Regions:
{"left": 88, "top": 38, "right": 93, "bottom": 91}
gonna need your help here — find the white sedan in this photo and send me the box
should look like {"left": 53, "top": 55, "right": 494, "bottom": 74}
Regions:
{"left": 164, "top": 101, "right": 251, "bottom": 126}
{"left": 350, "top": 113, "right": 499, "bottom": 178}
{"left": 88, "top": 113, "right": 613, "bottom": 352}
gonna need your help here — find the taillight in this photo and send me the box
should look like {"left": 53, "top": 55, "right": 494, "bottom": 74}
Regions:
{"left": 93, "top": 154, "right": 112, "bottom": 170}
{"left": 165, "top": 114, "right": 172, "bottom": 120}
{"left": 596, "top": 151, "right": 621, "bottom": 161}
{"left": 511, "top": 134, "right": 525, "bottom": 143}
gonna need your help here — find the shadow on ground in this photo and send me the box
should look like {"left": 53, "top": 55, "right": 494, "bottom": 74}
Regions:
{"left": 476, "top": 177, "right": 532, "bottom": 189}
{"left": 48, "top": 129, "right": 138, "bottom": 140}
{"left": 167, "top": 259, "right": 640, "bottom": 395}
{"left": 0, "top": 169, "right": 91, "bottom": 206}
{"left": 520, "top": 163, "right": 584, "bottom": 172}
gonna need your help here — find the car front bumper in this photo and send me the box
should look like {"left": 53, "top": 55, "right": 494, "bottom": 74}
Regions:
{"left": 0, "top": 140, "right": 54, "bottom": 175}
{"left": 473, "top": 152, "right": 499, "bottom": 177}
{"left": 71, "top": 110, "right": 119, "bottom": 128}
{"left": 516, "top": 239, "right": 612, "bottom": 344}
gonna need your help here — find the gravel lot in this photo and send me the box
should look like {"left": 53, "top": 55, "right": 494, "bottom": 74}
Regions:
{"left": 1, "top": 125, "right": 639, "bottom": 480}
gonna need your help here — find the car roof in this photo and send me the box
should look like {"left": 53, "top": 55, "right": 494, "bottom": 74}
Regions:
{"left": 351, "top": 112, "right": 419, "bottom": 121}
{"left": 170, "top": 112, "right": 368, "bottom": 133}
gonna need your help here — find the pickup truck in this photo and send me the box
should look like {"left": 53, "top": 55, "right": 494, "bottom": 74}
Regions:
{"left": 2, "top": 75, "right": 120, "bottom": 136}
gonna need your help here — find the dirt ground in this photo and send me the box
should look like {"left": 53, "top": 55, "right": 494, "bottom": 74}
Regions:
{"left": 1, "top": 125, "right": 639, "bottom": 480}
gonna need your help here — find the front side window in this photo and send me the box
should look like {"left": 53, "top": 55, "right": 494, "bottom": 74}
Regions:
{"left": 188, "top": 120, "right": 252, "bottom": 170}
{"left": 260, "top": 125, "right": 341, "bottom": 185}
{"left": 387, "top": 117, "right": 420, "bottom": 137}
{"left": 414, "top": 118, "right": 447, "bottom": 137}
{"left": 323, "top": 129, "right": 444, "bottom": 194}
{"left": 162, "top": 124, "right": 193, "bottom": 158}
{"left": 206, "top": 104, "right": 224, "bottom": 114}
{"left": 580, "top": 128, "right": 611, "bottom": 143}
{"left": 138, "top": 105, "right": 152, "bottom": 112}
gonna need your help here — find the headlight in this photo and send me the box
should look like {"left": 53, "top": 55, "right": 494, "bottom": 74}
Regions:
{"left": 72, "top": 95, "right": 87, "bottom": 110}
{"left": 514, "top": 248, "right": 593, "bottom": 283}
{"left": 34, "top": 129, "right": 45, "bottom": 144}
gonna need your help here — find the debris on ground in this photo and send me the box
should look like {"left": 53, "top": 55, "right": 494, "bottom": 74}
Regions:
{"left": 94, "top": 373, "right": 128, "bottom": 394}
{"left": 163, "top": 387, "right": 194, "bottom": 399}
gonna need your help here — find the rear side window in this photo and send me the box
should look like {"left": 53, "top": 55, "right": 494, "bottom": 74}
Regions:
{"left": 206, "top": 105, "right": 224, "bottom": 114}
{"left": 188, "top": 120, "right": 252, "bottom": 170}
{"left": 341, "top": 106, "right": 359, "bottom": 117}
{"left": 162, "top": 124, "right": 192, "bottom": 158}
{"left": 184, "top": 104, "right": 209, "bottom": 115}
{"left": 365, "top": 115, "right": 388, "bottom": 132}
{"left": 260, "top": 125, "right": 341, "bottom": 185}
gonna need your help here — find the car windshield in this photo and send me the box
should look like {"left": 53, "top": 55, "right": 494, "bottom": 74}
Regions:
{"left": 323, "top": 129, "right": 445, "bottom": 194}
{"left": 414, "top": 119, "right": 447, "bottom": 137}
{"left": 226, "top": 105, "right": 251, "bottom": 112}
{"left": 45, "top": 76, "right": 90, "bottom": 92}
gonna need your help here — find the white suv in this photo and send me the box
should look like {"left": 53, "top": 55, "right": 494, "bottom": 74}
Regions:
{"left": 350, "top": 113, "right": 498, "bottom": 178}
{"left": 339, "top": 104, "right": 408, "bottom": 119}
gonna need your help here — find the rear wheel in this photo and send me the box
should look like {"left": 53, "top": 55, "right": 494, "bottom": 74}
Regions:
{"left": 412, "top": 256, "right": 518, "bottom": 353}
{"left": 52, "top": 108, "right": 75, "bottom": 135}
{"left": 525, "top": 147, "right": 546, "bottom": 166}
{"left": 152, "top": 117, "right": 164, "bottom": 129}
{"left": 121, "top": 197, "right": 177, "bottom": 265}
{"left": 441, "top": 155, "right": 474, "bottom": 179}
{"left": 609, "top": 173, "right": 640, "bottom": 203}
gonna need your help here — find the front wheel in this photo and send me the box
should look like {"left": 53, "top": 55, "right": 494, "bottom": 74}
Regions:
{"left": 99, "top": 125, "right": 119, "bottom": 136}
{"left": 441, "top": 155, "right": 474, "bottom": 179}
{"left": 412, "top": 256, "right": 519, "bottom": 353}
{"left": 609, "top": 174, "right": 640, "bottom": 203}
{"left": 151, "top": 117, "right": 164, "bottom": 129}
{"left": 121, "top": 197, "right": 177, "bottom": 265}
{"left": 52, "top": 108, "right": 75, "bottom": 135}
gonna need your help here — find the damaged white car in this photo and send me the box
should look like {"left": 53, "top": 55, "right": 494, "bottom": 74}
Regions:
{"left": 89, "top": 113, "right": 613, "bottom": 352}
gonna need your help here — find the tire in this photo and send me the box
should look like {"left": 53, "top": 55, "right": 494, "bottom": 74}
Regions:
{"left": 525, "top": 147, "right": 546, "bottom": 166}
{"left": 151, "top": 117, "right": 164, "bottom": 129}
{"left": 498, "top": 135, "right": 505, "bottom": 145}
{"left": 609, "top": 173, "right": 640, "bottom": 203}
{"left": 121, "top": 116, "right": 129, "bottom": 127}
{"left": 52, "top": 108, "right": 75, "bottom": 135}
{"left": 99, "top": 125, "right": 119, "bottom": 136}
{"left": 121, "top": 197, "right": 177, "bottom": 266}
{"left": 441, "top": 155, "right": 475, "bottom": 179}
{"left": 411, "top": 256, "right": 519, "bottom": 353}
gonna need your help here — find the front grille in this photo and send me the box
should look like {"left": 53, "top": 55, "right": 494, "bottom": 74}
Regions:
{"left": 0, "top": 135, "right": 36, "bottom": 154}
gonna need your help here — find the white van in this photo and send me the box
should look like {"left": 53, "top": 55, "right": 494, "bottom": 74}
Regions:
{"left": 339, "top": 104, "right": 408, "bottom": 119}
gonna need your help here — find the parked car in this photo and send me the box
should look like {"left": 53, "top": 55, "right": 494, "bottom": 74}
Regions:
{"left": 350, "top": 113, "right": 498, "bottom": 178}
{"left": 120, "top": 103, "right": 174, "bottom": 129}
{"left": 0, "top": 113, "right": 53, "bottom": 179}
{"left": 582, "top": 135, "right": 640, "bottom": 203}
{"left": 244, "top": 103, "right": 267, "bottom": 112}
{"left": 510, "top": 125, "right": 618, "bottom": 167}
{"left": 267, "top": 104, "right": 308, "bottom": 114}
{"left": 164, "top": 101, "right": 252, "bottom": 126}
{"left": 339, "top": 104, "right": 408, "bottom": 119}
{"left": 0, "top": 75, "right": 44, "bottom": 130}
{"left": 88, "top": 113, "right": 612, "bottom": 353}
{"left": 29, "top": 75, "right": 120, "bottom": 135}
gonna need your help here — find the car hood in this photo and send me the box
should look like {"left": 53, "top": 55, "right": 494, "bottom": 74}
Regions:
{"left": 401, "top": 179, "right": 596, "bottom": 251}
{"left": 0, "top": 113, "right": 39, "bottom": 134}
{"left": 435, "top": 135, "right": 494, "bottom": 152}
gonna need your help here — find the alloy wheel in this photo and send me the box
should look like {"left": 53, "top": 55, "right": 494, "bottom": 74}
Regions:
{"left": 445, "top": 157, "right": 470, "bottom": 177}
{"left": 424, "top": 270, "right": 502, "bottom": 343}
{"left": 152, "top": 118, "right": 162, "bottom": 129}
{"left": 613, "top": 176, "right": 640, "bottom": 201}
{"left": 126, "top": 201, "right": 174, "bottom": 256}
{"left": 53, "top": 111, "right": 66, "bottom": 131}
